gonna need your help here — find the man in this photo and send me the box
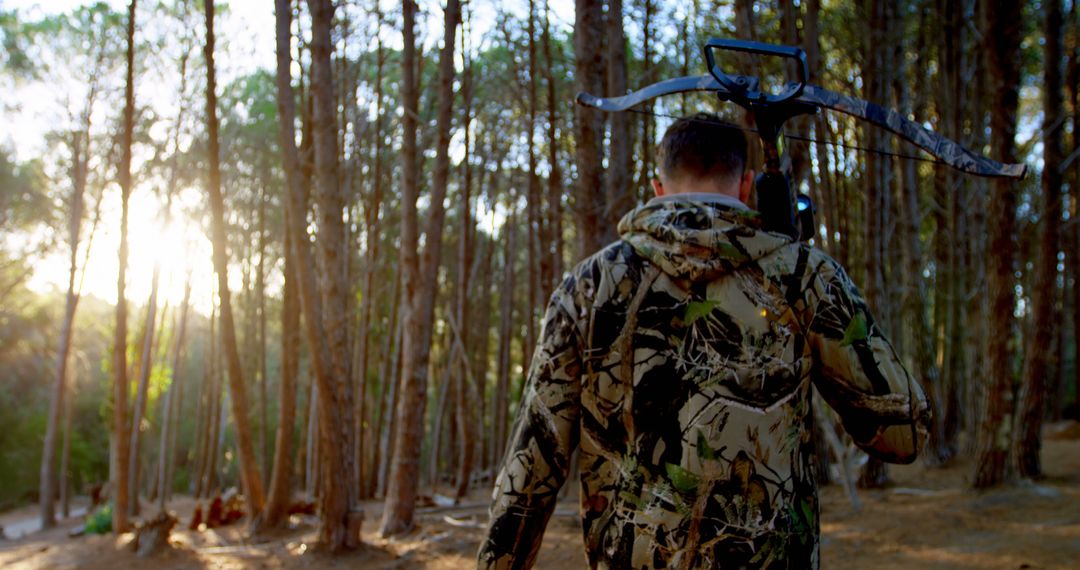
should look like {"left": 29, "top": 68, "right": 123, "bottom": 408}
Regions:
{"left": 478, "top": 114, "right": 929, "bottom": 569}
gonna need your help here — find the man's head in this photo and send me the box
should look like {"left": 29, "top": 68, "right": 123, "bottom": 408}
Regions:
{"left": 652, "top": 113, "right": 754, "bottom": 203}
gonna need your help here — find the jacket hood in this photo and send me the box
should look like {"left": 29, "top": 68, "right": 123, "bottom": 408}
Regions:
{"left": 617, "top": 197, "right": 794, "bottom": 282}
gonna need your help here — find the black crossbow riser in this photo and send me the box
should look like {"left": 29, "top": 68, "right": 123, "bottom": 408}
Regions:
{"left": 576, "top": 38, "right": 1027, "bottom": 242}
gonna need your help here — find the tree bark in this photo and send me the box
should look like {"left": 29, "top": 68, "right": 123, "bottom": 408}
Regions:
{"left": 111, "top": 0, "right": 138, "bottom": 534}
{"left": 635, "top": 0, "right": 655, "bottom": 205}
{"left": 128, "top": 272, "right": 160, "bottom": 517}
{"left": 272, "top": 0, "right": 352, "bottom": 548}
{"left": 375, "top": 286, "right": 403, "bottom": 498}
{"left": 1068, "top": 0, "right": 1080, "bottom": 423}
{"left": 40, "top": 127, "right": 91, "bottom": 528}
{"left": 381, "top": 0, "right": 461, "bottom": 537}
{"left": 573, "top": 0, "right": 607, "bottom": 258}
{"left": 605, "top": 0, "right": 632, "bottom": 226}
{"left": 452, "top": 54, "right": 475, "bottom": 500}
{"left": 542, "top": 0, "right": 563, "bottom": 286}
{"left": 203, "top": 0, "right": 265, "bottom": 514}
{"left": 354, "top": 24, "right": 386, "bottom": 501}
{"left": 193, "top": 304, "right": 215, "bottom": 499}
{"left": 257, "top": 193, "right": 269, "bottom": 485}
{"left": 1013, "top": 0, "right": 1064, "bottom": 479}
{"left": 306, "top": 0, "right": 361, "bottom": 547}
{"left": 856, "top": 0, "right": 896, "bottom": 490}
{"left": 525, "top": 0, "right": 541, "bottom": 380}
{"left": 254, "top": 223, "right": 300, "bottom": 530}
{"left": 59, "top": 378, "right": 73, "bottom": 518}
{"left": 492, "top": 210, "right": 517, "bottom": 470}
{"left": 156, "top": 279, "right": 190, "bottom": 512}
{"left": 896, "top": 1, "right": 949, "bottom": 466}
{"left": 974, "top": 0, "right": 1022, "bottom": 489}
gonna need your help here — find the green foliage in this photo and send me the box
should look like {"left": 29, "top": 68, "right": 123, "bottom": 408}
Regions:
{"left": 0, "top": 9, "right": 32, "bottom": 75}
{"left": 84, "top": 504, "right": 112, "bottom": 534}
{"left": 0, "top": 147, "right": 51, "bottom": 240}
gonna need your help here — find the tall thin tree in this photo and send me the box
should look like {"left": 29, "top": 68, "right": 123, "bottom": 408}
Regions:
{"left": 573, "top": 0, "right": 606, "bottom": 258}
{"left": 202, "top": 0, "right": 265, "bottom": 513}
{"left": 381, "top": 0, "right": 462, "bottom": 536}
{"left": 307, "top": 0, "right": 361, "bottom": 545}
{"left": 110, "top": 0, "right": 138, "bottom": 535}
{"left": 273, "top": 0, "right": 357, "bottom": 549}
{"left": 1013, "top": 0, "right": 1064, "bottom": 478}
{"left": 39, "top": 61, "right": 103, "bottom": 528}
{"left": 974, "top": 0, "right": 1023, "bottom": 489}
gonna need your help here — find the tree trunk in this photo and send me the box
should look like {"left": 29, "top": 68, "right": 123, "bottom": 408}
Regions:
{"left": 193, "top": 304, "right": 215, "bottom": 499}
{"left": 375, "top": 291, "right": 404, "bottom": 498}
{"left": 40, "top": 130, "right": 89, "bottom": 528}
{"left": 962, "top": 2, "right": 991, "bottom": 449}
{"left": 525, "top": 0, "right": 541, "bottom": 379}
{"left": 573, "top": 0, "right": 607, "bottom": 258}
{"left": 492, "top": 211, "right": 517, "bottom": 470}
{"left": 59, "top": 380, "right": 73, "bottom": 518}
{"left": 111, "top": 0, "right": 138, "bottom": 535}
{"left": 353, "top": 21, "right": 386, "bottom": 503}
{"left": 306, "top": 0, "right": 361, "bottom": 547}
{"left": 203, "top": 0, "right": 265, "bottom": 514}
{"left": 257, "top": 194, "right": 269, "bottom": 485}
{"left": 635, "top": 0, "right": 655, "bottom": 205}
{"left": 129, "top": 271, "right": 160, "bottom": 517}
{"left": 605, "top": 0, "right": 632, "bottom": 228}
{"left": 1013, "top": 0, "right": 1064, "bottom": 479}
{"left": 857, "top": 0, "right": 894, "bottom": 490}
{"left": 305, "top": 383, "right": 318, "bottom": 500}
{"left": 255, "top": 224, "right": 300, "bottom": 531}
{"left": 156, "top": 280, "right": 190, "bottom": 512}
{"left": 897, "top": 2, "right": 949, "bottom": 466}
{"left": 973, "top": 0, "right": 1022, "bottom": 489}
{"left": 275, "top": 0, "right": 359, "bottom": 548}
{"left": 452, "top": 64, "right": 475, "bottom": 500}
{"left": 1068, "top": 0, "right": 1080, "bottom": 424}
{"left": 381, "top": 0, "right": 461, "bottom": 537}
{"left": 733, "top": 0, "right": 763, "bottom": 175}
{"left": 780, "top": 0, "right": 810, "bottom": 187}
{"left": 428, "top": 353, "right": 453, "bottom": 488}
{"left": 542, "top": 0, "right": 563, "bottom": 284}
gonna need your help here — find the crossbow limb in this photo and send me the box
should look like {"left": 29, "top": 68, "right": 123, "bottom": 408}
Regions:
{"left": 577, "top": 74, "right": 1028, "bottom": 180}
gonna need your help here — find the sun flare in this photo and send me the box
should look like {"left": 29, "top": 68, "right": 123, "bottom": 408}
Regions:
{"left": 30, "top": 186, "right": 219, "bottom": 316}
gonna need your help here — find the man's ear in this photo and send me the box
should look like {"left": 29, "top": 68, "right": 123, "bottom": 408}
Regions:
{"left": 651, "top": 178, "right": 665, "bottom": 197}
{"left": 738, "top": 169, "right": 755, "bottom": 204}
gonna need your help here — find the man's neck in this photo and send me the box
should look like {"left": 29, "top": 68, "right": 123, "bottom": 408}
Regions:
{"left": 649, "top": 192, "right": 749, "bottom": 210}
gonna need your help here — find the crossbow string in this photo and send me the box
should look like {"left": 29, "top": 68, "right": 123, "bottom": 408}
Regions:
{"left": 624, "top": 107, "right": 973, "bottom": 169}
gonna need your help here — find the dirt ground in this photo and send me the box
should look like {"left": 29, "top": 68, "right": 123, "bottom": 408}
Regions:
{"left": 2, "top": 423, "right": 1078, "bottom": 569}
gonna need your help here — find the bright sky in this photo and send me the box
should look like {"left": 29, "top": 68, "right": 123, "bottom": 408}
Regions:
{"left": 4, "top": 0, "right": 281, "bottom": 316}
{"left": 5, "top": 0, "right": 571, "bottom": 316}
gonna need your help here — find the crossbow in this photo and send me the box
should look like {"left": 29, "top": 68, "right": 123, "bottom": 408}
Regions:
{"left": 577, "top": 38, "right": 1027, "bottom": 241}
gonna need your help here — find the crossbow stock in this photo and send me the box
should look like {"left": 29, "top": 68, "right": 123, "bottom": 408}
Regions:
{"left": 576, "top": 38, "right": 1027, "bottom": 241}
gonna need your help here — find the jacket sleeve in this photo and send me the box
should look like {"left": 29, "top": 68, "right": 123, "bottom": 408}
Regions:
{"left": 805, "top": 255, "right": 930, "bottom": 464}
{"left": 477, "top": 286, "right": 582, "bottom": 570}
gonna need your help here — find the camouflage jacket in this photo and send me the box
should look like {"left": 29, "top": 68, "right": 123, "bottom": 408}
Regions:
{"left": 478, "top": 197, "right": 929, "bottom": 569}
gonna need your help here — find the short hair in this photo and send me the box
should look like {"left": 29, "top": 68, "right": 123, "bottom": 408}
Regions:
{"left": 657, "top": 113, "right": 747, "bottom": 185}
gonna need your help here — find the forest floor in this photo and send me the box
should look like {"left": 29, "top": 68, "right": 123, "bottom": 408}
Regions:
{"left": 2, "top": 422, "right": 1079, "bottom": 569}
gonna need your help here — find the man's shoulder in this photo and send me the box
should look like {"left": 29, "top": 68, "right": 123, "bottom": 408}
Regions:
{"left": 766, "top": 241, "right": 847, "bottom": 278}
{"left": 562, "top": 239, "right": 637, "bottom": 274}
{"left": 557, "top": 240, "right": 645, "bottom": 298}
